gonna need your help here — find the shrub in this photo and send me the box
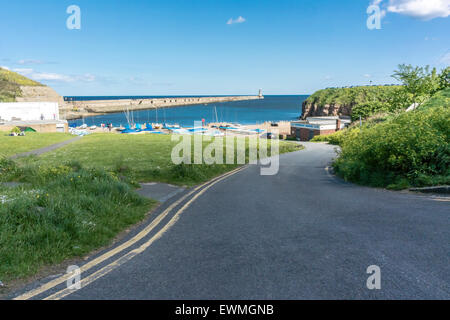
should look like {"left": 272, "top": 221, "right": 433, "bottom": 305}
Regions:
{"left": 311, "top": 127, "right": 361, "bottom": 146}
{"left": 333, "top": 105, "right": 450, "bottom": 189}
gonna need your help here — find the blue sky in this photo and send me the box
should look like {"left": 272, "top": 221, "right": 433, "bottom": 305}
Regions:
{"left": 0, "top": 0, "right": 449, "bottom": 96}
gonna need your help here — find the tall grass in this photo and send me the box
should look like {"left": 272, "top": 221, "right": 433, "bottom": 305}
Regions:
{"left": 0, "top": 160, "right": 155, "bottom": 282}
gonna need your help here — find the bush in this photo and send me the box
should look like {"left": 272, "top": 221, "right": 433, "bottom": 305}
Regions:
{"left": 311, "top": 128, "right": 360, "bottom": 146}
{"left": 333, "top": 105, "right": 450, "bottom": 189}
{"left": 0, "top": 165, "right": 154, "bottom": 282}
{"left": 10, "top": 127, "right": 21, "bottom": 134}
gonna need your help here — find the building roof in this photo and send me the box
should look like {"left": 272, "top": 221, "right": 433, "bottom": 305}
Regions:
{"left": 0, "top": 120, "right": 67, "bottom": 126}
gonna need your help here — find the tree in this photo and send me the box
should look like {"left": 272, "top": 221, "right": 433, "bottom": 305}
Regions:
{"left": 393, "top": 65, "right": 430, "bottom": 104}
{"left": 438, "top": 67, "right": 450, "bottom": 90}
{"left": 392, "top": 65, "right": 449, "bottom": 106}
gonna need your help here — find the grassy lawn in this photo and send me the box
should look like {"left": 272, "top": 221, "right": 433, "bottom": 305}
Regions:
{"left": 0, "top": 132, "right": 73, "bottom": 157}
{"left": 17, "top": 133, "right": 301, "bottom": 186}
{"left": 0, "top": 133, "right": 300, "bottom": 285}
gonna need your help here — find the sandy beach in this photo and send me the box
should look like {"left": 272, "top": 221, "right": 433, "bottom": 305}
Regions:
{"left": 75, "top": 120, "right": 292, "bottom": 137}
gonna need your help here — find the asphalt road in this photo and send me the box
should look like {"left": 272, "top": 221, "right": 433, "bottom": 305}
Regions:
{"left": 14, "top": 142, "right": 450, "bottom": 300}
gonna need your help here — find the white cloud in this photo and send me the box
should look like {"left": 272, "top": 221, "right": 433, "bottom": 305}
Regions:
{"left": 79, "top": 73, "right": 96, "bottom": 82}
{"left": 17, "top": 59, "right": 45, "bottom": 65}
{"left": 363, "top": 74, "right": 372, "bottom": 78}
{"left": 324, "top": 75, "right": 333, "bottom": 80}
{"left": 439, "top": 52, "right": 450, "bottom": 65}
{"left": 1, "top": 66, "right": 10, "bottom": 70}
{"left": 370, "top": 0, "right": 387, "bottom": 18}
{"left": 13, "top": 68, "right": 96, "bottom": 83}
{"left": 31, "top": 72, "right": 73, "bottom": 82}
{"left": 227, "top": 16, "right": 246, "bottom": 25}
{"left": 13, "top": 68, "right": 33, "bottom": 75}
{"left": 374, "top": 0, "right": 450, "bottom": 20}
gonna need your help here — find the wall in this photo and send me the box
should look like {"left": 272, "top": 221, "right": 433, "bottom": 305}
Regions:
{"left": 0, "top": 102, "right": 59, "bottom": 121}
{"left": 290, "top": 126, "right": 338, "bottom": 141}
{"left": 0, "top": 121, "right": 68, "bottom": 133}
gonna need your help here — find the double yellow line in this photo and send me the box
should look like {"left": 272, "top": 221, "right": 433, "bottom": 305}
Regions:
{"left": 14, "top": 166, "right": 245, "bottom": 300}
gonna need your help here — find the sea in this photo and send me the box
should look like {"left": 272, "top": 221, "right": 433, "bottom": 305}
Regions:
{"left": 66, "top": 95, "right": 307, "bottom": 128}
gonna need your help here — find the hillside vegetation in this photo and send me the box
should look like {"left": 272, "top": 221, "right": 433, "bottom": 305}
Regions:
{"left": 311, "top": 65, "right": 449, "bottom": 190}
{"left": 314, "top": 87, "right": 450, "bottom": 189}
{"left": 333, "top": 101, "right": 449, "bottom": 189}
{"left": 0, "top": 67, "right": 43, "bottom": 102}
{"left": 304, "top": 65, "right": 449, "bottom": 121}
{"left": 304, "top": 85, "right": 406, "bottom": 121}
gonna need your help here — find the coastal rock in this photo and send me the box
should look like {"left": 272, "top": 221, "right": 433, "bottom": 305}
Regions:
{"left": 17, "top": 86, "right": 64, "bottom": 104}
{"left": 301, "top": 100, "right": 353, "bottom": 119}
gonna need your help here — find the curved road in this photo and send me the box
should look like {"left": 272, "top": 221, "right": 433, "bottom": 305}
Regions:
{"left": 14, "top": 143, "right": 450, "bottom": 300}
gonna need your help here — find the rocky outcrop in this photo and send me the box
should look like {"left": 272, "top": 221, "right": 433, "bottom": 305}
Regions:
{"left": 17, "top": 86, "right": 65, "bottom": 105}
{"left": 301, "top": 100, "right": 353, "bottom": 120}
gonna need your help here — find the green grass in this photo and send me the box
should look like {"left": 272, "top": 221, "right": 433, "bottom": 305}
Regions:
{"left": 0, "top": 160, "right": 155, "bottom": 283}
{"left": 0, "top": 132, "right": 73, "bottom": 157}
{"left": 0, "top": 67, "right": 44, "bottom": 102}
{"left": 17, "top": 134, "right": 301, "bottom": 186}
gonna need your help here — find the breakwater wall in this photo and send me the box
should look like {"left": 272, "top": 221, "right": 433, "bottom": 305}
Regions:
{"left": 62, "top": 95, "right": 263, "bottom": 120}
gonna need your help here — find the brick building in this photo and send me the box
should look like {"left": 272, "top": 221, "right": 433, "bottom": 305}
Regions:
{"left": 290, "top": 116, "right": 351, "bottom": 141}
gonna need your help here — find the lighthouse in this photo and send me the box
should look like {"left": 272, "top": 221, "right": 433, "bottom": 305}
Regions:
{"left": 258, "top": 89, "right": 263, "bottom": 98}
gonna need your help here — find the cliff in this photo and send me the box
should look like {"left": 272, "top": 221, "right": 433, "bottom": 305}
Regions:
{"left": 302, "top": 85, "right": 403, "bottom": 120}
{"left": 0, "top": 67, "right": 47, "bottom": 102}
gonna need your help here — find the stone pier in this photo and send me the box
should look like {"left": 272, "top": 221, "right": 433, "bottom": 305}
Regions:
{"left": 62, "top": 95, "right": 264, "bottom": 120}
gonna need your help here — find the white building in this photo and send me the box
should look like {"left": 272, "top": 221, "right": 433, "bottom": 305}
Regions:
{"left": 0, "top": 102, "right": 60, "bottom": 122}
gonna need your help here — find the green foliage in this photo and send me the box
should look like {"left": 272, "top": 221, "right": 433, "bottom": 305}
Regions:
{"left": 419, "top": 88, "right": 450, "bottom": 110}
{"left": 304, "top": 85, "right": 407, "bottom": 121}
{"left": 311, "top": 127, "right": 361, "bottom": 145}
{"left": 333, "top": 106, "right": 450, "bottom": 189}
{"left": 0, "top": 161, "right": 155, "bottom": 282}
{"left": 0, "top": 67, "right": 44, "bottom": 102}
{"left": 10, "top": 127, "right": 21, "bottom": 134}
{"left": 392, "top": 64, "right": 449, "bottom": 105}
{"left": 305, "top": 65, "right": 449, "bottom": 122}
{"left": 0, "top": 67, "right": 42, "bottom": 87}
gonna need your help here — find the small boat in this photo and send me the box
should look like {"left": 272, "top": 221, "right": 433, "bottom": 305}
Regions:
{"left": 134, "top": 123, "right": 143, "bottom": 132}
{"left": 187, "top": 127, "right": 208, "bottom": 134}
{"left": 79, "top": 124, "right": 88, "bottom": 129}
{"left": 163, "top": 123, "right": 181, "bottom": 130}
{"left": 89, "top": 125, "right": 97, "bottom": 130}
